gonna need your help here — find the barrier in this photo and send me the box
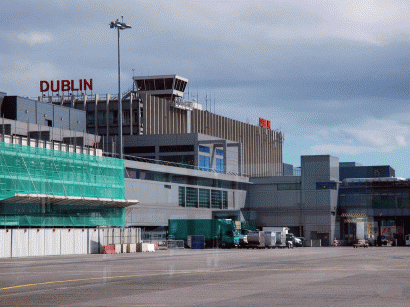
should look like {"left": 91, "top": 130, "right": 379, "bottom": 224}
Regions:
{"left": 0, "top": 227, "right": 142, "bottom": 258}
{"left": 128, "top": 243, "right": 137, "bottom": 253}
{"left": 0, "top": 230, "right": 12, "bottom": 258}
{"left": 102, "top": 245, "right": 115, "bottom": 254}
{"left": 114, "top": 244, "right": 122, "bottom": 254}
{"left": 122, "top": 244, "right": 128, "bottom": 253}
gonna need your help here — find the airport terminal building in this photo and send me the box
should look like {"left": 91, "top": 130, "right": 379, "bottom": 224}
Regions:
{"left": 1, "top": 75, "right": 410, "bottom": 252}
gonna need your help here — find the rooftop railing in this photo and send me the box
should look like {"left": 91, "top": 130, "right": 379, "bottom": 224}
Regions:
{"left": 103, "top": 152, "right": 247, "bottom": 177}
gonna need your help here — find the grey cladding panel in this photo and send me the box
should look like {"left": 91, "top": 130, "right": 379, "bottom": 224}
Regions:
{"left": 53, "top": 105, "right": 70, "bottom": 130}
{"left": 16, "top": 97, "right": 36, "bottom": 124}
{"left": 69, "top": 108, "right": 86, "bottom": 132}
{"left": 36, "top": 101, "right": 54, "bottom": 126}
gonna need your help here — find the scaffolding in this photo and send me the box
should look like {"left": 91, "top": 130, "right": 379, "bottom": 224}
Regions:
{"left": 0, "top": 141, "right": 127, "bottom": 227}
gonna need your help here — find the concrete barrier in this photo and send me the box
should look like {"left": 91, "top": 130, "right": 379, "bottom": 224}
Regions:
{"left": 128, "top": 243, "right": 137, "bottom": 253}
{"left": 122, "top": 244, "right": 128, "bottom": 253}
{"left": 114, "top": 244, "right": 122, "bottom": 254}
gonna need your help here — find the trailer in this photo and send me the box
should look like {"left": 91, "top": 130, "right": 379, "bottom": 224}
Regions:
{"left": 244, "top": 231, "right": 265, "bottom": 248}
{"left": 168, "top": 219, "right": 240, "bottom": 248}
{"left": 264, "top": 231, "right": 276, "bottom": 248}
{"left": 263, "top": 227, "right": 292, "bottom": 248}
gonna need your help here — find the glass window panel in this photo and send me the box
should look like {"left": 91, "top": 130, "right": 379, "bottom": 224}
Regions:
{"left": 199, "top": 189, "right": 210, "bottom": 208}
{"left": 199, "top": 146, "right": 210, "bottom": 153}
{"left": 222, "top": 191, "right": 228, "bottom": 209}
{"left": 211, "top": 190, "right": 222, "bottom": 209}
{"left": 179, "top": 186, "right": 185, "bottom": 207}
{"left": 186, "top": 187, "right": 198, "bottom": 207}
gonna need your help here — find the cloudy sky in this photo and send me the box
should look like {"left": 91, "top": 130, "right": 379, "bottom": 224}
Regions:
{"left": 1, "top": 0, "right": 410, "bottom": 176}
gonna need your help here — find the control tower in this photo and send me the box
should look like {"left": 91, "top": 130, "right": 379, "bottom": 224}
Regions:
{"left": 133, "top": 75, "right": 188, "bottom": 100}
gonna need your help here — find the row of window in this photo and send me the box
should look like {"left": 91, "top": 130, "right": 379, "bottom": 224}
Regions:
{"left": 87, "top": 110, "right": 142, "bottom": 126}
{"left": 125, "top": 167, "right": 247, "bottom": 190}
{"left": 179, "top": 187, "right": 228, "bottom": 209}
{"left": 277, "top": 183, "right": 301, "bottom": 190}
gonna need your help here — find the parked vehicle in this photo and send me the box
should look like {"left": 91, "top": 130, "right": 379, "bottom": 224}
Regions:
{"left": 296, "top": 237, "right": 305, "bottom": 247}
{"left": 406, "top": 234, "right": 410, "bottom": 246}
{"left": 244, "top": 231, "right": 266, "bottom": 248}
{"left": 353, "top": 239, "right": 369, "bottom": 248}
{"left": 262, "top": 227, "right": 290, "bottom": 248}
{"left": 168, "top": 219, "right": 240, "bottom": 248}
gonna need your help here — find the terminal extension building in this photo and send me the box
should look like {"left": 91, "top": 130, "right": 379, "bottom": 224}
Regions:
{"left": 1, "top": 75, "right": 410, "bottom": 248}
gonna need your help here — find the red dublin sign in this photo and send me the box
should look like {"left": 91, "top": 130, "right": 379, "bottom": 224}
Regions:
{"left": 40, "top": 79, "right": 93, "bottom": 92}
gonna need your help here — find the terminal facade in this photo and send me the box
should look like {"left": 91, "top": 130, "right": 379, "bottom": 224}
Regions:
{"left": 1, "top": 75, "right": 410, "bottom": 247}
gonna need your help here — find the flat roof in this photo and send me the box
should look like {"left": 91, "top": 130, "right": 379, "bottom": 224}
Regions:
{"left": 133, "top": 75, "right": 188, "bottom": 82}
{"left": 0, "top": 193, "right": 139, "bottom": 208}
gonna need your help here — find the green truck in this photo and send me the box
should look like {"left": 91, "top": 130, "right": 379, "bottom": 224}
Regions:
{"left": 168, "top": 219, "right": 240, "bottom": 248}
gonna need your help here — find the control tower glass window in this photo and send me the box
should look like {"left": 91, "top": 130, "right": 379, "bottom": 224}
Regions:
{"left": 175, "top": 79, "right": 182, "bottom": 91}
{"left": 181, "top": 81, "right": 187, "bottom": 92}
{"left": 165, "top": 78, "right": 173, "bottom": 90}
{"left": 155, "top": 79, "right": 165, "bottom": 90}
{"left": 146, "top": 79, "right": 155, "bottom": 91}
{"left": 136, "top": 80, "right": 146, "bottom": 91}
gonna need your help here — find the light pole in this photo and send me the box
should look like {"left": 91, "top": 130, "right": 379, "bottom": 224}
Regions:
{"left": 110, "top": 16, "right": 131, "bottom": 159}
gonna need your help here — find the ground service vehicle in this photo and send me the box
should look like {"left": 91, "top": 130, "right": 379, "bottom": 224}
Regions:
{"left": 286, "top": 233, "right": 297, "bottom": 248}
{"left": 168, "top": 219, "right": 240, "bottom": 248}
{"left": 353, "top": 239, "right": 369, "bottom": 248}
{"left": 241, "top": 231, "right": 276, "bottom": 248}
{"left": 262, "top": 227, "right": 290, "bottom": 248}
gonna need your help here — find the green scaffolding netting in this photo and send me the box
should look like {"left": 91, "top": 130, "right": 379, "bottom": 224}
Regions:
{"left": 0, "top": 142, "right": 126, "bottom": 227}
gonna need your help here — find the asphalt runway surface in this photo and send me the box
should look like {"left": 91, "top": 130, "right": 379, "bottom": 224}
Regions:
{"left": 1, "top": 247, "right": 410, "bottom": 306}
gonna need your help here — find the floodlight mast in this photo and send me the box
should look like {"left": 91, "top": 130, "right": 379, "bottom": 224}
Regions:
{"left": 109, "top": 16, "right": 131, "bottom": 160}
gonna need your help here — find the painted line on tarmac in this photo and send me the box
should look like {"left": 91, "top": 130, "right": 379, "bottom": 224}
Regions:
{"left": 0, "top": 266, "right": 301, "bottom": 292}
{"left": 3, "top": 263, "right": 408, "bottom": 291}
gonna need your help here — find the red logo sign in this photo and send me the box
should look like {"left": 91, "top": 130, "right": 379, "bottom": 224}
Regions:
{"left": 259, "top": 117, "right": 271, "bottom": 129}
{"left": 40, "top": 79, "right": 93, "bottom": 92}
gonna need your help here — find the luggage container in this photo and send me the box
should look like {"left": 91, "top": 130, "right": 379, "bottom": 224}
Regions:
{"left": 264, "top": 231, "right": 276, "bottom": 248}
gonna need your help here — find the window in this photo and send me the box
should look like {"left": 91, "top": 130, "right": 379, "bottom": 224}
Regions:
{"left": 211, "top": 190, "right": 222, "bottom": 209}
{"left": 316, "top": 182, "right": 337, "bottom": 190}
{"left": 222, "top": 191, "right": 228, "bottom": 209}
{"left": 123, "top": 110, "right": 130, "bottom": 125}
{"left": 133, "top": 111, "right": 139, "bottom": 124}
{"left": 216, "top": 158, "right": 224, "bottom": 173}
{"left": 199, "top": 155, "right": 210, "bottom": 170}
{"left": 136, "top": 80, "right": 146, "bottom": 91}
{"left": 216, "top": 149, "right": 224, "bottom": 156}
{"left": 87, "top": 112, "right": 95, "bottom": 126}
{"left": 124, "top": 146, "right": 155, "bottom": 154}
{"left": 159, "top": 145, "right": 194, "bottom": 152}
{"left": 164, "top": 78, "right": 173, "bottom": 90}
{"left": 199, "top": 146, "right": 210, "bottom": 153}
{"left": 186, "top": 187, "right": 198, "bottom": 207}
{"left": 109, "top": 110, "right": 118, "bottom": 125}
{"left": 97, "top": 111, "right": 106, "bottom": 125}
{"left": 154, "top": 79, "right": 165, "bottom": 90}
{"left": 178, "top": 187, "right": 185, "bottom": 207}
{"left": 146, "top": 79, "right": 155, "bottom": 91}
{"left": 199, "top": 189, "right": 210, "bottom": 208}
{"left": 277, "top": 183, "right": 301, "bottom": 190}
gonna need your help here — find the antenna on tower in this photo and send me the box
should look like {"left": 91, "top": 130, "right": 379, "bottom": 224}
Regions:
{"left": 205, "top": 90, "right": 208, "bottom": 111}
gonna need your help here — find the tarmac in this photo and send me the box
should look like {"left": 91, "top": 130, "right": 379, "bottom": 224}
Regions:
{"left": 1, "top": 246, "right": 410, "bottom": 306}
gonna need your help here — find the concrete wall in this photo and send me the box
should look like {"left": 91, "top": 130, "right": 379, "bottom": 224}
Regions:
{"left": 125, "top": 177, "right": 247, "bottom": 227}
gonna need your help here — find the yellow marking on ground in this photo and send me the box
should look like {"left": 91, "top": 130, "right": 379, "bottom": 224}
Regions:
{"left": 2, "top": 263, "right": 409, "bottom": 291}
